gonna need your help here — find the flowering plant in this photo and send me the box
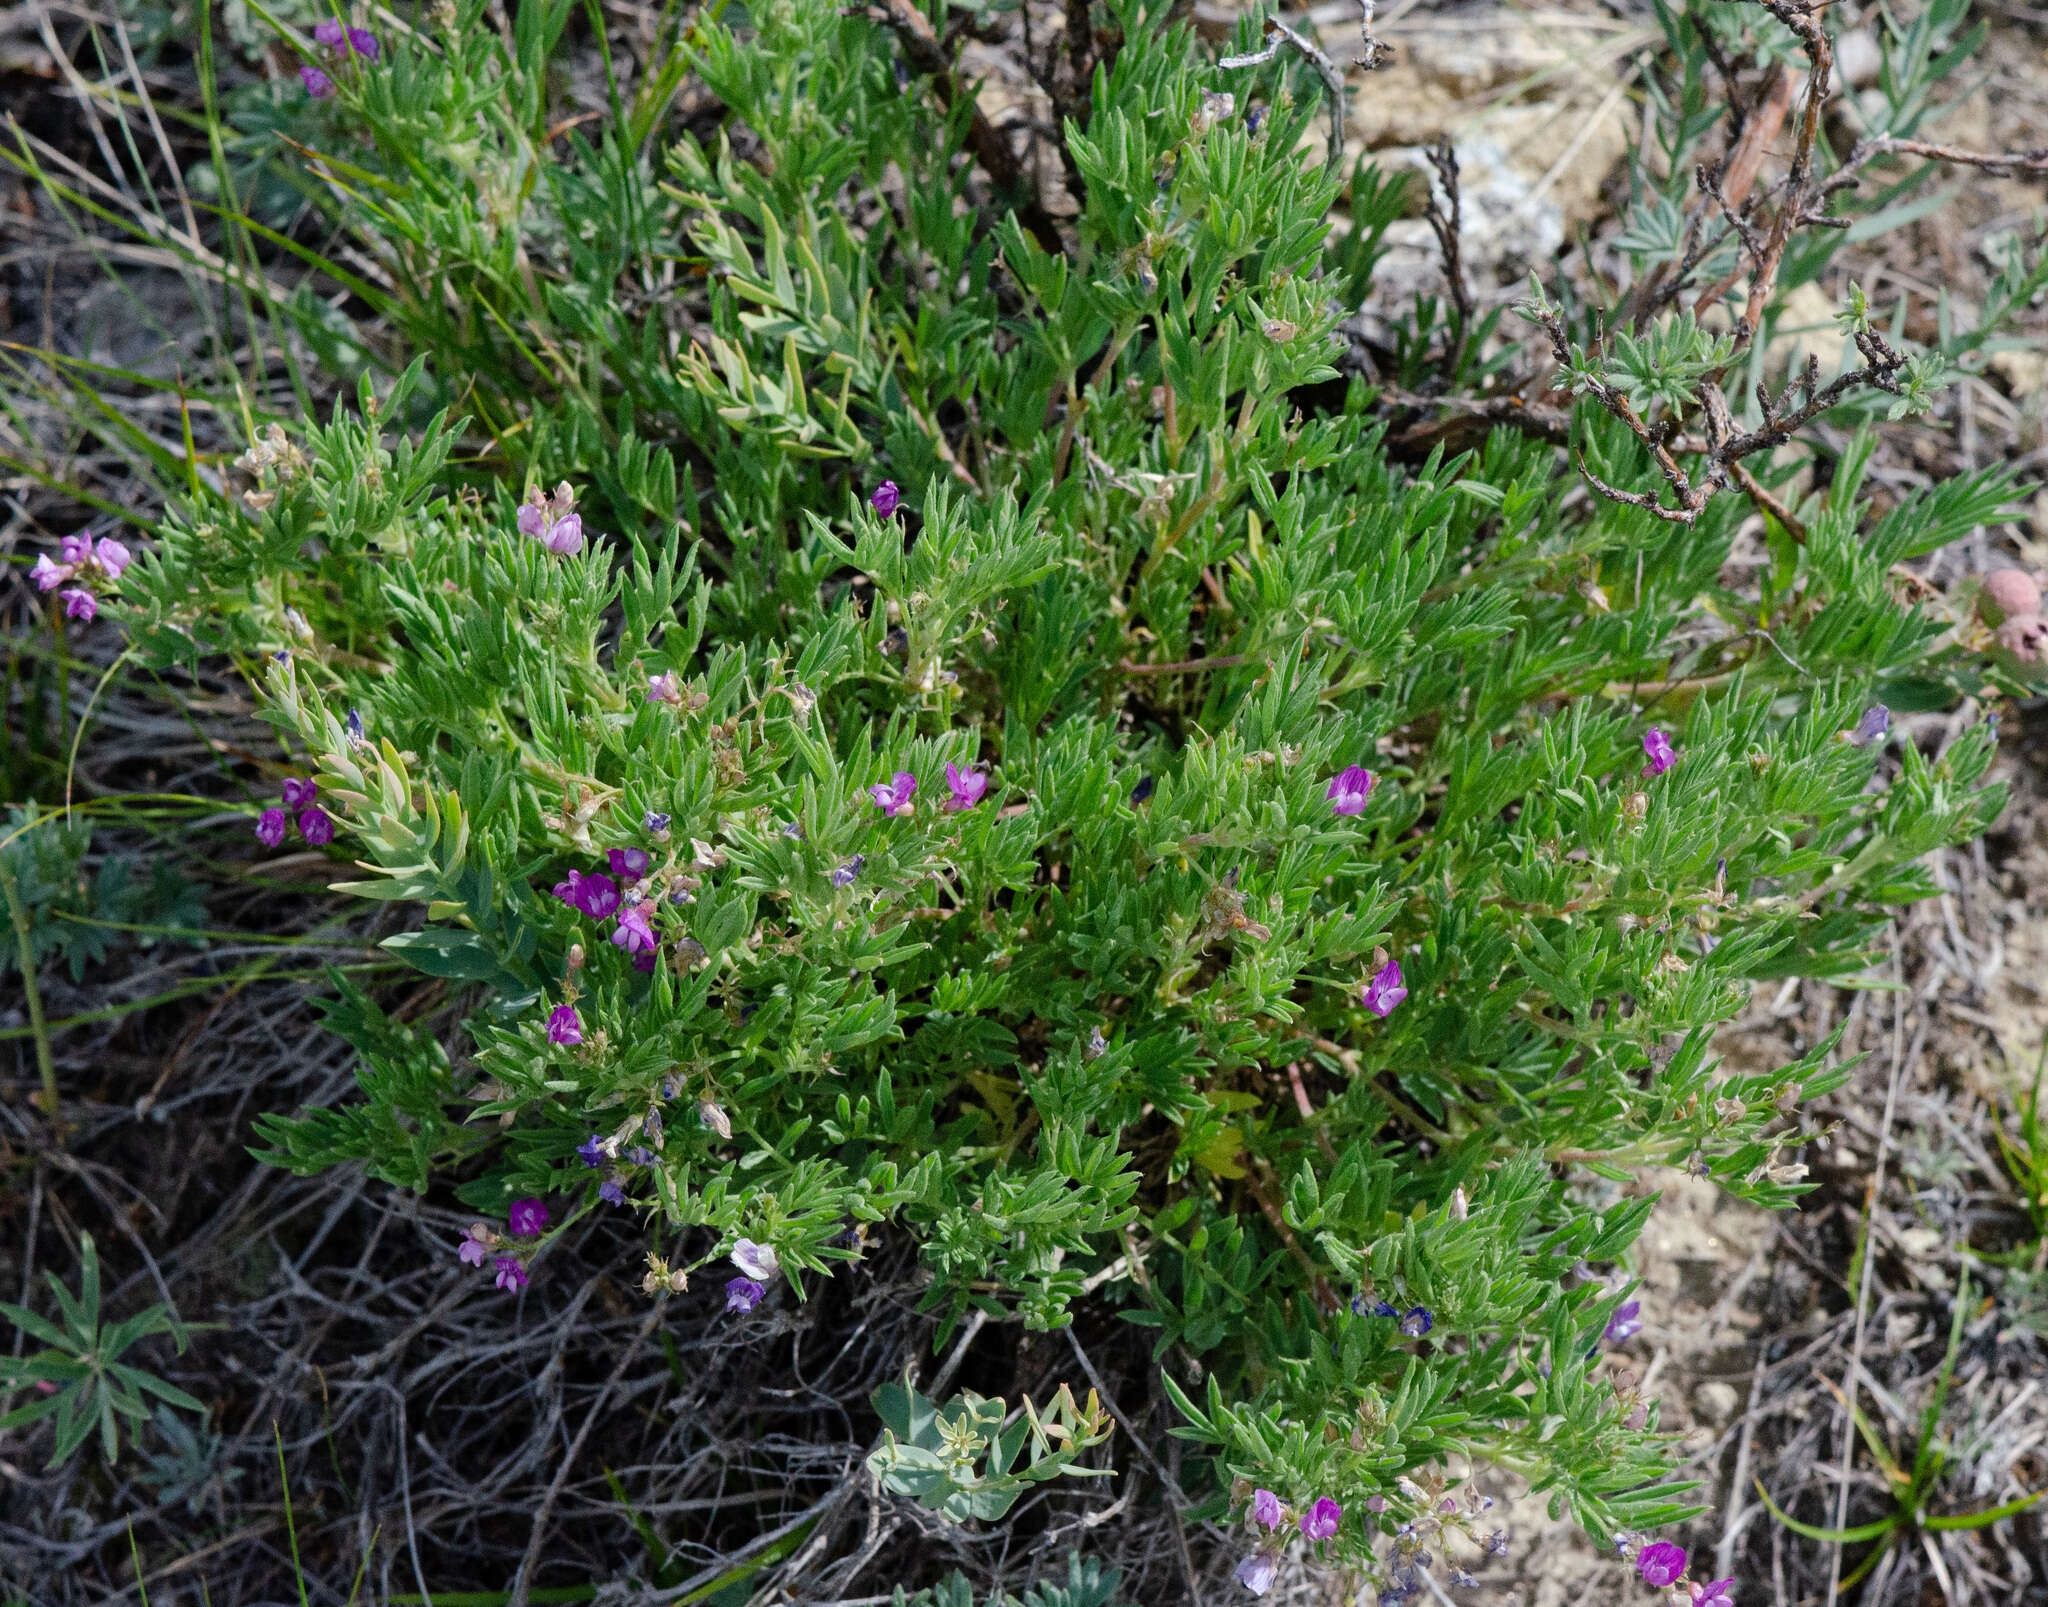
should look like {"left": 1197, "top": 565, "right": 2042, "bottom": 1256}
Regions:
{"left": 102, "top": 0, "right": 2029, "bottom": 1591}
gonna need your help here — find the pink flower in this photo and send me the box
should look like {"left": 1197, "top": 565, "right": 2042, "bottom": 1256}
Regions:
{"left": 869, "top": 771, "right": 917, "bottom": 816}
{"left": 1636, "top": 1542, "right": 1687, "bottom": 1588}
{"left": 281, "top": 777, "right": 318, "bottom": 810}
{"left": 517, "top": 484, "right": 583, "bottom": 554}
{"left": 1690, "top": 1580, "right": 1735, "bottom": 1607}
{"left": 612, "top": 902, "right": 658, "bottom": 958}
{"left": 93, "top": 537, "right": 131, "bottom": 578}
{"left": 312, "top": 17, "right": 345, "bottom": 46}
{"left": 1642, "top": 728, "right": 1676, "bottom": 778}
{"left": 1326, "top": 765, "right": 1375, "bottom": 816}
{"left": 1361, "top": 959, "right": 1407, "bottom": 1017}
{"left": 457, "top": 1236, "right": 489, "bottom": 1267}
{"left": 493, "top": 1256, "right": 528, "bottom": 1291}
{"left": 546, "top": 1005, "right": 583, "bottom": 1045}
{"left": 508, "top": 1198, "right": 548, "bottom": 1236}
{"left": 647, "top": 670, "right": 683, "bottom": 704}
{"left": 255, "top": 808, "right": 289, "bottom": 848}
{"left": 301, "top": 64, "right": 335, "bottom": 97}
{"left": 870, "top": 481, "right": 900, "bottom": 517}
{"left": 608, "top": 847, "right": 651, "bottom": 880}
{"left": 59, "top": 533, "right": 93, "bottom": 565}
{"left": 298, "top": 807, "right": 335, "bottom": 846}
{"left": 944, "top": 763, "right": 988, "bottom": 812}
{"left": 1250, "top": 1488, "right": 1283, "bottom": 1530}
{"left": 31, "top": 554, "right": 71, "bottom": 591}
{"left": 725, "top": 1276, "right": 766, "bottom": 1313}
{"left": 1235, "top": 1553, "right": 1276, "bottom": 1596}
{"left": 1298, "top": 1496, "right": 1341, "bottom": 1541}
{"left": 59, "top": 589, "right": 97, "bottom": 622}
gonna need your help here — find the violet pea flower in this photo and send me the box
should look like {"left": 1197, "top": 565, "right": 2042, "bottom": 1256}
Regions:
{"left": 30, "top": 554, "right": 71, "bottom": 591}
{"left": 869, "top": 771, "right": 917, "bottom": 816}
{"left": 1399, "top": 1306, "right": 1433, "bottom": 1338}
{"left": 598, "top": 1178, "right": 627, "bottom": 1205}
{"left": 255, "top": 808, "right": 290, "bottom": 848}
{"left": 59, "top": 533, "right": 93, "bottom": 565}
{"left": 944, "top": 762, "right": 988, "bottom": 812}
{"left": 457, "top": 1236, "right": 489, "bottom": 1267}
{"left": 725, "top": 1276, "right": 766, "bottom": 1313}
{"left": 493, "top": 1256, "right": 528, "bottom": 1291}
{"left": 1250, "top": 1488, "right": 1283, "bottom": 1530}
{"left": 546, "top": 1005, "right": 583, "bottom": 1046}
{"left": 312, "top": 17, "right": 345, "bottom": 46}
{"left": 576, "top": 1135, "right": 604, "bottom": 1168}
{"left": 1636, "top": 1542, "right": 1688, "bottom": 1588}
{"left": 1605, "top": 1299, "right": 1643, "bottom": 1344}
{"left": 1298, "top": 1496, "right": 1341, "bottom": 1541}
{"left": 281, "top": 777, "right": 318, "bottom": 811}
{"left": 608, "top": 847, "right": 651, "bottom": 880}
{"left": 508, "top": 1197, "right": 549, "bottom": 1236}
{"left": 301, "top": 64, "right": 335, "bottom": 97}
{"left": 1690, "top": 1580, "right": 1736, "bottom": 1607}
{"left": 347, "top": 25, "right": 378, "bottom": 58}
{"left": 1642, "top": 728, "right": 1677, "bottom": 778}
{"left": 298, "top": 807, "right": 335, "bottom": 846}
{"left": 731, "top": 1239, "right": 779, "bottom": 1282}
{"left": 92, "top": 537, "right": 132, "bottom": 578}
{"left": 1361, "top": 959, "right": 1407, "bottom": 1017}
{"left": 59, "top": 589, "right": 97, "bottom": 622}
{"left": 1327, "top": 764, "right": 1375, "bottom": 816}
{"left": 869, "top": 480, "right": 901, "bottom": 518}
{"left": 612, "top": 903, "right": 658, "bottom": 958}
{"left": 1234, "top": 1553, "right": 1277, "bottom": 1597}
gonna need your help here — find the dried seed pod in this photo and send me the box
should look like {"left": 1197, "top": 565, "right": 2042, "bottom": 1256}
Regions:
{"left": 1995, "top": 612, "right": 2048, "bottom": 666}
{"left": 1981, "top": 568, "right": 2042, "bottom": 624}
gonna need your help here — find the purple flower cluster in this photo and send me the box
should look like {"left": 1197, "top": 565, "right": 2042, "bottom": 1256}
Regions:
{"left": 456, "top": 1201, "right": 547, "bottom": 1292}
{"left": 33, "top": 531, "right": 131, "bottom": 624}
{"left": 862, "top": 762, "right": 991, "bottom": 818}
{"left": 517, "top": 482, "right": 584, "bottom": 555}
{"left": 1236, "top": 1492, "right": 1343, "bottom": 1596}
{"left": 255, "top": 776, "right": 334, "bottom": 850}
{"left": 301, "top": 14, "right": 379, "bottom": 96}
{"left": 554, "top": 855, "right": 667, "bottom": 972}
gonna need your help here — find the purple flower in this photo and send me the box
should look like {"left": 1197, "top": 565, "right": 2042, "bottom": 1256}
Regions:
{"left": 869, "top": 480, "right": 901, "bottom": 518}
{"left": 1371, "top": 1299, "right": 1398, "bottom": 1317}
{"left": 1361, "top": 959, "right": 1407, "bottom": 1017}
{"left": 547, "top": 1005, "right": 583, "bottom": 1046}
{"left": 644, "top": 811, "right": 671, "bottom": 838}
{"left": 312, "top": 17, "right": 345, "bottom": 46}
{"left": 830, "top": 855, "right": 864, "bottom": 888}
{"left": 59, "top": 588, "right": 97, "bottom": 622}
{"left": 577, "top": 1135, "right": 604, "bottom": 1167}
{"left": 30, "top": 554, "right": 71, "bottom": 591}
{"left": 1636, "top": 1542, "right": 1687, "bottom": 1588}
{"left": 518, "top": 486, "right": 584, "bottom": 555}
{"left": 1485, "top": 1530, "right": 1509, "bottom": 1556}
{"left": 255, "top": 808, "right": 289, "bottom": 848}
{"left": 93, "top": 537, "right": 132, "bottom": 578}
{"left": 553, "top": 869, "right": 621, "bottom": 921}
{"left": 1327, "top": 765, "right": 1375, "bottom": 816}
{"left": 608, "top": 847, "right": 651, "bottom": 880}
{"left": 869, "top": 771, "right": 917, "bottom": 816}
{"left": 281, "top": 777, "right": 318, "bottom": 810}
{"left": 298, "top": 807, "right": 335, "bottom": 846}
{"left": 1689, "top": 1580, "right": 1735, "bottom": 1607}
{"left": 1399, "top": 1306, "right": 1433, "bottom": 1338}
{"left": 1235, "top": 1553, "right": 1277, "bottom": 1596}
{"left": 1366, "top": 1495, "right": 1388, "bottom": 1512}
{"left": 457, "top": 1236, "right": 489, "bottom": 1267}
{"left": 612, "top": 902, "right": 658, "bottom": 958}
{"left": 1250, "top": 1488, "right": 1283, "bottom": 1530}
{"left": 1642, "top": 728, "right": 1676, "bottom": 778}
{"left": 731, "top": 1238, "right": 779, "bottom": 1282}
{"left": 944, "top": 762, "right": 988, "bottom": 812}
{"left": 301, "top": 64, "right": 335, "bottom": 97}
{"left": 493, "top": 1256, "right": 528, "bottom": 1291}
{"left": 725, "top": 1276, "right": 766, "bottom": 1313}
{"left": 647, "top": 670, "right": 682, "bottom": 704}
{"left": 508, "top": 1198, "right": 548, "bottom": 1236}
{"left": 1852, "top": 704, "right": 1890, "bottom": 747}
{"left": 627, "top": 1145, "right": 654, "bottom": 1166}
{"left": 1299, "top": 1496, "right": 1341, "bottom": 1540}
{"left": 59, "top": 533, "right": 93, "bottom": 565}
{"left": 598, "top": 1177, "right": 627, "bottom": 1205}
{"left": 346, "top": 25, "right": 378, "bottom": 58}
{"left": 346, "top": 707, "right": 366, "bottom": 745}
{"left": 1604, "top": 1299, "right": 1643, "bottom": 1344}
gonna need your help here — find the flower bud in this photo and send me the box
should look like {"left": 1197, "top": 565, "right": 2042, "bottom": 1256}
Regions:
{"left": 1980, "top": 568, "right": 2042, "bottom": 625}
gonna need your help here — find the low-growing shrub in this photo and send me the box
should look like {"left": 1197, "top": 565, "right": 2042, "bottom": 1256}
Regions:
{"left": 33, "top": 0, "right": 2041, "bottom": 1591}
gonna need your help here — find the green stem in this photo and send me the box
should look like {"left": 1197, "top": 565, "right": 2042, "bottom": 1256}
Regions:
{"left": 0, "top": 827, "right": 58, "bottom": 1120}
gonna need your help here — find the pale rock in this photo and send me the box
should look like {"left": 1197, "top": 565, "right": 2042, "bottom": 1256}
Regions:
{"left": 1766, "top": 281, "right": 1849, "bottom": 380}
